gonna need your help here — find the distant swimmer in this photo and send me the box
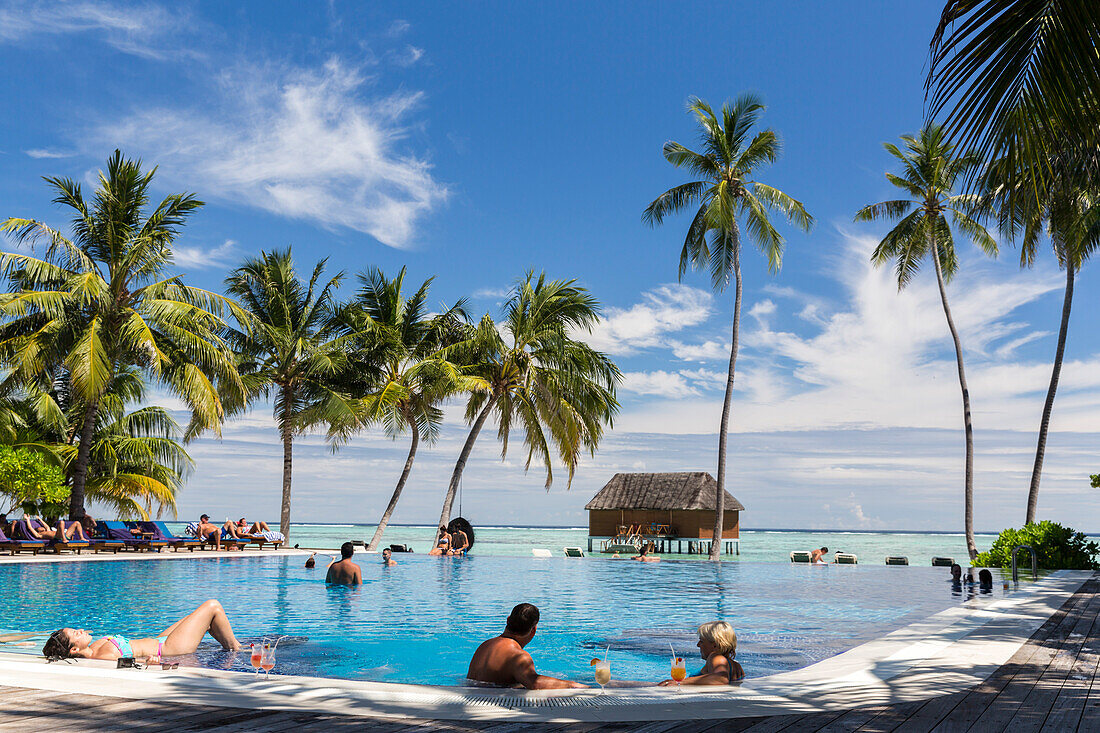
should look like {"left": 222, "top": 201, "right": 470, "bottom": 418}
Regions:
{"left": 382, "top": 548, "right": 397, "bottom": 567}
{"left": 810, "top": 547, "right": 829, "bottom": 564}
{"left": 632, "top": 542, "right": 660, "bottom": 562}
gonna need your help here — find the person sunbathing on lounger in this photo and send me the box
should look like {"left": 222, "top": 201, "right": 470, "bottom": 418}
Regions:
{"left": 236, "top": 518, "right": 272, "bottom": 535}
{"left": 21, "top": 516, "right": 88, "bottom": 542}
{"left": 194, "top": 514, "right": 224, "bottom": 549}
{"left": 42, "top": 600, "right": 242, "bottom": 662}
{"left": 658, "top": 621, "right": 745, "bottom": 686}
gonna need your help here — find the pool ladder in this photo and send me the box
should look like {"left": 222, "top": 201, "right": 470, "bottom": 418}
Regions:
{"left": 1012, "top": 544, "right": 1037, "bottom": 583}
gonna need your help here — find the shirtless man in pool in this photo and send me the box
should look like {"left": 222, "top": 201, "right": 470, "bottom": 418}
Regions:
{"left": 326, "top": 542, "right": 362, "bottom": 585}
{"left": 467, "top": 603, "right": 587, "bottom": 689}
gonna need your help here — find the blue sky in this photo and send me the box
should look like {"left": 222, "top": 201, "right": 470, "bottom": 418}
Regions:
{"left": 1, "top": 1, "right": 1097, "bottom": 532}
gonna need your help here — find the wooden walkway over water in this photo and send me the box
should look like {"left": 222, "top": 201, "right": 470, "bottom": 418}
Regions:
{"left": 2, "top": 576, "right": 1097, "bottom": 732}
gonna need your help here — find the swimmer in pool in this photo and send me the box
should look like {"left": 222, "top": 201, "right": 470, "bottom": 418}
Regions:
{"left": 810, "top": 547, "right": 829, "bottom": 564}
{"left": 42, "top": 600, "right": 241, "bottom": 662}
{"left": 658, "top": 621, "right": 745, "bottom": 686}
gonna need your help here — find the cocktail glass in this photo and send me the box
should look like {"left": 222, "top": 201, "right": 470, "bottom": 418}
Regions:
{"left": 670, "top": 657, "right": 686, "bottom": 691}
{"left": 260, "top": 643, "right": 275, "bottom": 675}
{"left": 594, "top": 661, "right": 610, "bottom": 693}
{"left": 250, "top": 642, "right": 263, "bottom": 674}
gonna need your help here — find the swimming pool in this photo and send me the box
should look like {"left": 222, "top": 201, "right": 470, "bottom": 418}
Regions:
{"left": 0, "top": 555, "right": 1004, "bottom": 685}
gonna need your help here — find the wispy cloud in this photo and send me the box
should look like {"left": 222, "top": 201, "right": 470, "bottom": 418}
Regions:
{"left": 172, "top": 239, "right": 239, "bottom": 270}
{"left": 620, "top": 371, "right": 699, "bottom": 398}
{"left": 472, "top": 286, "right": 512, "bottom": 300}
{"left": 585, "top": 284, "right": 713, "bottom": 355}
{"left": 23, "top": 147, "right": 76, "bottom": 159}
{"left": 92, "top": 57, "right": 448, "bottom": 249}
{"left": 0, "top": 1, "right": 195, "bottom": 59}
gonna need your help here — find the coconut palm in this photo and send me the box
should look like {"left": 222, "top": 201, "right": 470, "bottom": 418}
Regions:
{"left": 223, "top": 248, "right": 357, "bottom": 540}
{"left": 4, "top": 368, "right": 191, "bottom": 519}
{"left": 0, "top": 151, "right": 242, "bottom": 519}
{"left": 927, "top": 1, "right": 1100, "bottom": 205}
{"left": 335, "top": 267, "right": 469, "bottom": 551}
{"left": 643, "top": 95, "right": 813, "bottom": 561}
{"left": 987, "top": 145, "right": 1100, "bottom": 524}
{"left": 855, "top": 124, "right": 997, "bottom": 560}
{"left": 435, "top": 272, "right": 621, "bottom": 529}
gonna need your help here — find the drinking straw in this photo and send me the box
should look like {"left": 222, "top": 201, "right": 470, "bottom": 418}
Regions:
{"left": 604, "top": 645, "right": 610, "bottom": 662}
{"left": 669, "top": 642, "right": 677, "bottom": 660}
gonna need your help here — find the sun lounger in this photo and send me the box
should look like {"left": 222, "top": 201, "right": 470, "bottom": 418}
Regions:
{"left": 532, "top": 548, "right": 553, "bottom": 557}
{"left": 790, "top": 551, "right": 812, "bottom": 563}
{"left": 563, "top": 547, "right": 585, "bottom": 557}
{"left": 24, "top": 518, "right": 90, "bottom": 555}
{"left": 389, "top": 544, "right": 412, "bottom": 553}
{"left": 138, "top": 521, "right": 204, "bottom": 552}
{"left": 885, "top": 556, "right": 909, "bottom": 565}
{"left": 833, "top": 553, "right": 858, "bottom": 564}
{"left": 931, "top": 556, "right": 955, "bottom": 567}
{"left": 0, "top": 526, "right": 45, "bottom": 555}
{"left": 101, "top": 520, "right": 167, "bottom": 552}
{"left": 242, "top": 530, "right": 284, "bottom": 550}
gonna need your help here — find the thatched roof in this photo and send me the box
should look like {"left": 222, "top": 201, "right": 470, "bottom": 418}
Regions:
{"left": 585, "top": 472, "right": 745, "bottom": 512}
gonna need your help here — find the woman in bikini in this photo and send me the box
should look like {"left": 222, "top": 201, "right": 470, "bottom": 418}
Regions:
{"left": 20, "top": 516, "right": 89, "bottom": 542}
{"left": 658, "top": 621, "right": 745, "bottom": 686}
{"left": 42, "top": 600, "right": 241, "bottom": 662}
{"left": 429, "top": 526, "right": 451, "bottom": 556}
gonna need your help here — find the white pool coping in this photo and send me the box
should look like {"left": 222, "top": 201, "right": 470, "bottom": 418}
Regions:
{"left": 0, "top": 562, "right": 1090, "bottom": 723}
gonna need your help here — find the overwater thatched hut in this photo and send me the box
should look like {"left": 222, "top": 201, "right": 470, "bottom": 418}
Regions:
{"left": 584, "top": 472, "right": 745, "bottom": 554}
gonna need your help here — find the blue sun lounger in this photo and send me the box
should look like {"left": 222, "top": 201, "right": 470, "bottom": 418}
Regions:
{"left": 101, "top": 520, "right": 167, "bottom": 552}
{"left": 137, "top": 521, "right": 204, "bottom": 552}
{"left": 0, "top": 526, "right": 45, "bottom": 555}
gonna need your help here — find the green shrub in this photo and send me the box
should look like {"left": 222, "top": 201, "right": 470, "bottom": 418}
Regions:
{"left": 973, "top": 521, "right": 1099, "bottom": 570}
{"left": 1091, "top": 473, "right": 1099, "bottom": 489}
{"left": 0, "top": 446, "right": 67, "bottom": 515}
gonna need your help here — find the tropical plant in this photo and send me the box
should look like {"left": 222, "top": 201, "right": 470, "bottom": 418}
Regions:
{"left": 224, "top": 248, "right": 356, "bottom": 539}
{"left": 6, "top": 368, "right": 191, "bottom": 519}
{"left": 1091, "top": 473, "right": 1100, "bottom": 489}
{"left": 986, "top": 141, "right": 1099, "bottom": 524}
{"left": 927, "top": 1, "right": 1100, "bottom": 208}
{"left": 855, "top": 124, "right": 996, "bottom": 561}
{"left": 973, "top": 520, "right": 1099, "bottom": 570}
{"left": 435, "top": 272, "right": 621, "bottom": 529}
{"left": 0, "top": 151, "right": 242, "bottom": 519}
{"left": 0, "top": 445, "right": 66, "bottom": 515}
{"left": 643, "top": 95, "right": 812, "bottom": 560}
{"left": 334, "top": 267, "right": 468, "bottom": 551}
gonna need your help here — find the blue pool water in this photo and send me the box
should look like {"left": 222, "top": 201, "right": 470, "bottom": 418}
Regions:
{"left": 0, "top": 555, "right": 1005, "bottom": 685}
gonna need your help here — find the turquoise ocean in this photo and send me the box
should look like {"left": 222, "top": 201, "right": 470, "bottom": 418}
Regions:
{"left": 207, "top": 524, "right": 1030, "bottom": 564}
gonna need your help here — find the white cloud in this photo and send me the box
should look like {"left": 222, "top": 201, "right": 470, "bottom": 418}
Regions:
{"left": 0, "top": 1, "right": 193, "bottom": 59}
{"left": 615, "top": 231, "right": 1100, "bottom": 437}
{"left": 585, "top": 284, "right": 713, "bottom": 355}
{"left": 620, "top": 371, "right": 699, "bottom": 398}
{"left": 24, "top": 148, "right": 75, "bottom": 159}
{"left": 92, "top": 57, "right": 448, "bottom": 248}
{"left": 172, "top": 239, "right": 239, "bottom": 270}
{"left": 669, "top": 339, "right": 729, "bottom": 361}
{"left": 389, "top": 45, "right": 424, "bottom": 67}
{"left": 472, "top": 286, "right": 512, "bottom": 300}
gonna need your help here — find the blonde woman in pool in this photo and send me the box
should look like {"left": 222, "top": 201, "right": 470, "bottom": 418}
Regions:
{"left": 658, "top": 621, "right": 744, "bottom": 686}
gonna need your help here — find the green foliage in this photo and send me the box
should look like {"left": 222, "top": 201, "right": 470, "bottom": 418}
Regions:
{"left": 0, "top": 445, "right": 67, "bottom": 514}
{"left": 973, "top": 521, "right": 1099, "bottom": 571}
{"left": 1090, "top": 474, "right": 1099, "bottom": 489}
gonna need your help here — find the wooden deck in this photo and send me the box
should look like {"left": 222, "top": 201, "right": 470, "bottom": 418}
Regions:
{"left": 1, "top": 576, "right": 1096, "bottom": 732}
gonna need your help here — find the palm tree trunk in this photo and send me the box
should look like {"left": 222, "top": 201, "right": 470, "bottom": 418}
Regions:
{"left": 367, "top": 421, "right": 420, "bottom": 551}
{"left": 1026, "top": 263, "right": 1074, "bottom": 525}
{"left": 279, "top": 388, "right": 294, "bottom": 541}
{"left": 710, "top": 245, "right": 742, "bottom": 562}
{"left": 438, "top": 394, "right": 499, "bottom": 529}
{"left": 930, "top": 235, "right": 977, "bottom": 560}
{"left": 68, "top": 400, "right": 99, "bottom": 520}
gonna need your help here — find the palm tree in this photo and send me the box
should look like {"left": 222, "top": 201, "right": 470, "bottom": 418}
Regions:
{"left": 855, "top": 124, "right": 996, "bottom": 560}
{"left": 987, "top": 146, "right": 1100, "bottom": 524}
{"left": 643, "top": 95, "right": 813, "bottom": 560}
{"left": 224, "top": 248, "right": 357, "bottom": 540}
{"left": 336, "top": 267, "right": 468, "bottom": 551}
{"left": 436, "top": 272, "right": 621, "bottom": 529}
{"left": 0, "top": 151, "right": 242, "bottom": 519}
{"left": 927, "top": 1, "right": 1100, "bottom": 207}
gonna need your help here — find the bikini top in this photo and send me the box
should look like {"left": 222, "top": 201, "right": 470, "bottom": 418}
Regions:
{"left": 101, "top": 635, "right": 133, "bottom": 657}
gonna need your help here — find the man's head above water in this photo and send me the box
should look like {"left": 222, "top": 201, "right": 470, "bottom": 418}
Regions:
{"left": 504, "top": 603, "right": 540, "bottom": 643}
